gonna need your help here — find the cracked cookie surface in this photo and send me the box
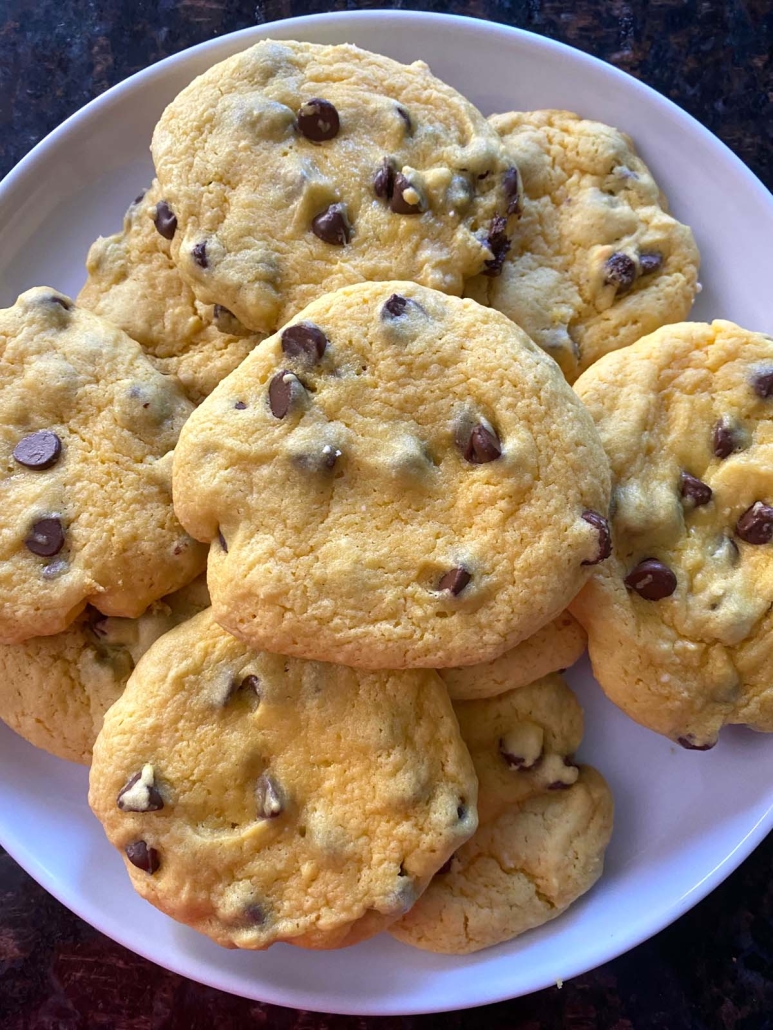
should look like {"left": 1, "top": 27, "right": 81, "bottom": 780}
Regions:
{"left": 173, "top": 280, "right": 611, "bottom": 669}
{"left": 572, "top": 320, "right": 773, "bottom": 746}
{"left": 88, "top": 608, "right": 477, "bottom": 950}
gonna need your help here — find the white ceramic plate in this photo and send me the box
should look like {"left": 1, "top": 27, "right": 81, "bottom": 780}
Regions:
{"left": 0, "top": 10, "right": 772, "bottom": 1017}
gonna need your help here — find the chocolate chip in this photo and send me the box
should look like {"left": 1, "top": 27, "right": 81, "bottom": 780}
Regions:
{"left": 604, "top": 252, "right": 637, "bottom": 293}
{"left": 581, "top": 511, "right": 612, "bottom": 565}
{"left": 243, "top": 903, "right": 267, "bottom": 926}
{"left": 382, "top": 294, "right": 409, "bottom": 319}
{"left": 321, "top": 444, "right": 341, "bottom": 469}
{"left": 503, "top": 166, "right": 520, "bottom": 216}
{"left": 296, "top": 98, "right": 340, "bottom": 142}
{"left": 395, "top": 105, "right": 413, "bottom": 133}
{"left": 117, "top": 767, "right": 164, "bottom": 812}
{"left": 256, "top": 774, "right": 283, "bottom": 819}
{"left": 13, "top": 430, "right": 62, "bottom": 470}
{"left": 390, "top": 173, "right": 424, "bottom": 215}
{"left": 374, "top": 157, "right": 395, "bottom": 200}
{"left": 438, "top": 567, "right": 471, "bottom": 595}
{"left": 239, "top": 674, "right": 261, "bottom": 696}
{"left": 125, "top": 841, "right": 160, "bottom": 874}
{"left": 499, "top": 739, "right": 539, "bottom": 770}
{"left": 225, "top": 673, "right": 261, "bottom": 704}
{"left": 268, "top": 370, "right": 306, "bottom": 419}
{"left": 153, "top": 200, "right": 177, "bottom": 240}
{"left": 133, "top": 189, "right": 147, "bottom": 205}
{"left": 234, "top": 401, "right": 247, "bottom": 410}
{"left": 41, "top": 559, "right": 67, "bottom": 580}
{"left": 462, "top": 424, "right": 502, "bottom": 464}
{"left": 677, "top": 736, "right": 716, "bottom": 751}
{"left": 639, "top": 251, "right": 663, "bottom": 275}
{"left": 281, "top": 322, "right": 327, "bottom": 362}
{"left": 624, "top": 558, "right": 677, "bottom": 600}
{"left": 192, "top": 241, "right": 208, "bottom": 268}
{"left": 548, "top": 778, "right": 575, "bottom": 790}
{"left": 679, "top": 471, "right": 713, "bottom": 507}
{"left": 26, "top": 517, "right": 65, "bottom": 557}
{"left": 712, "top": 419, "right": 739, "bottom": 459}
{"left": 218, "top": 531, "right": 228, "bottom": 553}
{"left": 736, "top": 501, "right": 773, "bottom": 544}
{"left": 751, "top": 369, "right": 773, "bottom": 399}
{"left": 481, "top": 215, "right": 511, "bottom": 277}
{"left": 49, "top": 294, "right": 72, "bottom": 310}
{"left": 311, "top": 203, "right": 351, "bottom": 245}
{"left": 456, "top": 801, "right": 468, "bottom": 820}
{"left": 213, "top": 305, "right": 249, "bottom": 336}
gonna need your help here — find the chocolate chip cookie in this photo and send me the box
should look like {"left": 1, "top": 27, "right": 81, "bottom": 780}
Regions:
{"left": 78, "top": 182, "right": 262, "bottom": 404}
{"left": 572, "top": 320, "right": 773, "bottom": 747}
{"left": 390, "top": 674, "right": 614, "bottom": 953}
{"left": 0, "top": 287, "right": 206, "bottom": 644}
{"left": 0, "top": 577, "right": 209, "bottom": 764}
{"left": 173, "top": 281, "right": 611, "bottom": 669}
{"left": 151, "top": 39, "right": 518, "bottom": 334}
{"left": 439, "top": 610, "right": 587, "bottom": 700}
{"left": 469, "top": 110, "right": 699, "bottom": 381}
{"left": 88, "top": 608, "right": 478, "bottom": 950}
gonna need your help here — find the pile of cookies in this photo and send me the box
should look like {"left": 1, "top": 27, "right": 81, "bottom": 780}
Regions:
{"left": 5, "top": 35, "right": 767, "bottom": 958}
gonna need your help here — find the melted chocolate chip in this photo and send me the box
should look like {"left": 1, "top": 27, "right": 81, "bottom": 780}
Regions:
{"left": 26, "top": 517, "right": 65, "bottom": 557}
{"left": 192, "top": 241, "right": 208, "bottom": 268}
{"left": 281, "top": 323, "right": 327, "bottom": 362}
{"left": 13, "top": 430, "right": 61, "bottom": 470}
{"left": 374, "top": 157, "right": 395, "bottom": 200}
{"left": 680, "top": 471, "right": 713, "bottom": 507}
{"left": 712, "top": 419, "right": 739, "bottom": 459}
{"left": 382, "top": 294, "right": 409, "bottom": 319}
{"left": 604, "top": 252, "right": 637, "bottom": 293}
{"left": 125, "top": 840, "right": 160, "bottom": 873}
{"left": 503, "top": 166, "right": 520, "bottom": 216}
{"left": 624, "top": 558, "right": 677, "bottom": 600}
{"left": 296, "top": 98, "right": 340, "bottom": 142}
{"left": 581, "top": 511, "right": 612, "bottom": 565}
{"left": 244, "top": 903, "right": 267, "bottom": 926}
{"left": 639, "top": 251, "right": 663, "bottom": 275}
{"left": 153, "top": 201, "right": 177, "bottom": 240}
{"left": 456, "top": 801, "right": 468, "bottom": 820}
{"left": 736, "top": 501, "right": 773, "bottom": 544}
{"left": 256, "top": 774, "right": 283, "bottom": 820}
{"left": 49, "top": 294, "right": 72, "bottom": 310}
{"left": 390, "top": 173, "right": 424, "bottom": 215}
{"left": 438, "top": 567, "right": 471, "bottom": 596}
{"left": 395, "top": 105, "right": 413, "bottom": 133}
{"left": 234, "top": 401, "right": 247, "bottom": 410}
{"left": 311, "top": 203, "right": 351, "bottom": 245}
{"left": 268, "top": 370, "right": 305, "bottom": 419}
{"left": 677, "top": 736, "right": 716, "bottom": 751}
{"left": 117, "top": 769, "right": 164, "bottom": 812}
{"left": 481, "top": 215, "right": 511, "bottom": 277}
{"left": 751, "top": 369, "right": 773, "bottom": 399}
{"left": 226, "top": 673, "right": 261, "bottom": 704}
{"left": 499, "top": 739, "right": 540, "bottom": 771}
{"left": 218, "top": 531, "right": 228, "bottom": 553}
{"left": 462, "top": 424, "right": 502, "bottom": 464}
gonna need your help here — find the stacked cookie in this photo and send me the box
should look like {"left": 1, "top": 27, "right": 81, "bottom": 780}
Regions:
{"left": 7, "top": 35, "right": 741, "bottom": 958}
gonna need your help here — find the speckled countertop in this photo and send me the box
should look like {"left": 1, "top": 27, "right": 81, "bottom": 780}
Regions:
{"left": 1, "top": 2, "right": 772, "bottom": 1027}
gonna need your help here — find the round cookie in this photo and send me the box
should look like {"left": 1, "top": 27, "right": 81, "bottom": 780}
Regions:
{"left": 78, "top": 182, "right": 262, "bottom": 404}
{"left": 0, "top": 577, "right": 209, "bottom": 765}
{"left": 468, "top": 110, "right": 699, "bottom": 382}
{"left": 88, "top": 608, "right": 478, "bottom": 951}
{"left": 173, "top": 281, "right": 612, "bottom": 669}
{"left": 440, "top": 610, "right": 587, "bottom": 700}
{"left": 572, "top": 320, "right": 773, "bottom": 747}
{"left": 151, "top": 39, "right": 519, "bottom": 335}
{"left": 390, "top": 675, "right": 613, "bottom": 953}
{"left": 0, "top": 287, "right": 206, "bottom": 644}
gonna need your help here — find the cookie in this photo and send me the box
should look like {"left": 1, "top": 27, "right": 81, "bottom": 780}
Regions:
{"left": 172, "top": 281, "right": 612, "bottom": 669}
{"left": 390, "top": 675, "right": 614, "bottom": 953}
{"left": 440, "top": 610, "right": 586, "bottom": 700}
{"left": 88, "top": 608, "right": 478, "bottom": 950}
{"left": 468, "top": 110, "right": 699, "bottom": 382}
{"left": 151, "top": 39, "right": 519, "bottom": 335}
{"left": 0, "top": 577, "right": 209, "bottom": 765}
{"left": 78, "top": 182, "right": 262, "bottom": 404}
{"left": 0, "top": 287, "right": 206, "bottom": 644}
{"left": 572, "top": 320, "right": 773, "bottom": 747}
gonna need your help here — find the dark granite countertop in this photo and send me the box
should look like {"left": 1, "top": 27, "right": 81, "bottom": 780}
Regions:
{"left": 1, "top": 2, "right": 772, "bottom": 1027}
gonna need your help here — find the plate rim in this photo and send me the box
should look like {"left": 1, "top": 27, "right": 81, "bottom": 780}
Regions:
{"left": 1, "top": 8, "right": 773, "bottom": 1016}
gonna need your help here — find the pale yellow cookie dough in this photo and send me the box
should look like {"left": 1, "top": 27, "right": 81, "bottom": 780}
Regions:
{"left": 78, "top": 181, "right": 262, "bottom": 404}
{"left": 0, "top": 288, "right": 206, "bottom": 644}
{"left": 151, "top": 39, "right": 519, "bottom": 334}
{"left": 572, "top": 320, "right": 773, "bottom": 747}
{"left": 468, "top": 110, "right": 699, "bottom": 382}
{"left": 440, "top": 610, "right": 586, "bottom": 700}
{"left": 173, "top": 281, "right": 612, "bottom": 669}
{"left": 89, "top": 609, "right": 478, "bottom": 950}
{"left": 0, "top": 577, "right": 209, "bottom": 764}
